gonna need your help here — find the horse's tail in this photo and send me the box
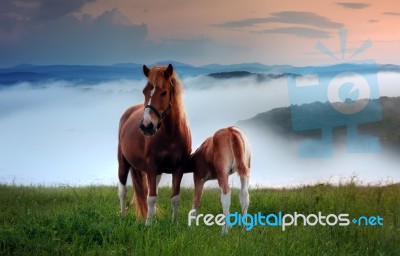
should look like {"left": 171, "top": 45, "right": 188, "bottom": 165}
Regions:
{"left": 230, "top": 127, "right": 251, "bottom": 178}
{"left": 131, "top": 168, "right": 148, "bottom": 219}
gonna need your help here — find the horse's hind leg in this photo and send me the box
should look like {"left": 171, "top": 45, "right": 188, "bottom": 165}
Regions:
{"left": 171, "top": 171, "right": 183, "bottom": 222}
{"left": 118, "top": 149, "right": 130, "bottom": 216}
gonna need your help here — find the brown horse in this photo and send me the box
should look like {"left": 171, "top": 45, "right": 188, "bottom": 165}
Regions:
{"left": 188, "top": 126, "right": 251, "bottom": 232}
{"left": 118, "top": 64, "right": 192, "bottom": 225}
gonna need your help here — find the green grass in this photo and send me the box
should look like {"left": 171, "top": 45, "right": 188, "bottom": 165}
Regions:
{"left": 0, "top": 183, "right": 399, "bottom": 255}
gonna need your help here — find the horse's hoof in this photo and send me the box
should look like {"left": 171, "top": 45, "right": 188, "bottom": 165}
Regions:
{"left": 145, "top": 219, "right": 152, "bottom": 226}
{"left": 221, "top": 224, "right": 232, "bottom": 235}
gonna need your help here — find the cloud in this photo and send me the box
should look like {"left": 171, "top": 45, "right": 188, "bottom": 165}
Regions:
{"left": 213, "top": 17, "right": 272, "bottom": 28}
{"left": 0, "top": 8, "right": 148, "bottom": 64}
{"left": 33, "top": 0, "right": 96, "bottom": 20}
{"left": 0, "top": 0, "right": 95, "bottom": 42}
{"left": 0, "top": 2, "right": 239, "bottom": 67}
{"left": 383, "top": 12, "right": 400, "bottom": 16}
{"left": 335, "top": 2, "right": 370, "bottom": 9}
{"left": 0, "top": 3, "right": 128, "bottom": 62}
{"left": 257, "top": 26, "right": 332, "bottom": 38}
{"left": 368, "top": 19, "right": 379, "bottom": 23}
{"left": 0, "top": 6, "right": 235, "bottom": 67}
{"left": 213, "top": 11, "right": 343, "bottom": 29}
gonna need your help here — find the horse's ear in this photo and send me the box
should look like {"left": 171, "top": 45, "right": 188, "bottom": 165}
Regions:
{"left": 143, "top": 65, "right": 150, "bottom": 77}
{"left": 164, "top": 64, "right": 173, "bottom": 79}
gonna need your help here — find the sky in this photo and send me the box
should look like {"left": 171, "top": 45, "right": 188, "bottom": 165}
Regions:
{"left": 1, "top": 0, "right": 400, "bottom": 67}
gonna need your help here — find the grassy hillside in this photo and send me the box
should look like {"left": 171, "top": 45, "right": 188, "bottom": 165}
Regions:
{"left": 0, "top": 184, "right": 399, "bottom": 255}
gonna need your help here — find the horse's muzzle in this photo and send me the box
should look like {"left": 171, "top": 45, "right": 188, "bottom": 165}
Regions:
{"left": 139, "top": 121, "right": 156, "bottom": 136}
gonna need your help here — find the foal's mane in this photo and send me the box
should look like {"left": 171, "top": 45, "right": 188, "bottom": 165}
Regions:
{"left": 147, "top": 65, "right": 188, "bottom": 124}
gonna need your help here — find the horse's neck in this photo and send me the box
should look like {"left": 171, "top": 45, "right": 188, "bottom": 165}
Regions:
{"left": 164, "top": 105, "right": 188, "bottom": 136}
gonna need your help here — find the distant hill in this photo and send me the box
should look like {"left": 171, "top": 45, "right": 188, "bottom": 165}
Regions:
{"left": 239, "top": 97, "right": 400, "bottom": 149}
{"left": 207, "top": 71, "right": 286, "bottom": 82}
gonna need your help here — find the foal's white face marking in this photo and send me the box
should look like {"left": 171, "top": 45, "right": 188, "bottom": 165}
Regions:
{"left": 143, "top": 86, "right": 156, "bottom": 125}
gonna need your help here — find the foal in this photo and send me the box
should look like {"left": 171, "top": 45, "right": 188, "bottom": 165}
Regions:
{"left": 189, "top": 126, "right": 251, "bottom": 232}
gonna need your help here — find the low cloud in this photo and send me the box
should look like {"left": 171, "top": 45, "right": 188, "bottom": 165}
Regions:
{"left": 335, "top": 2, "right": 370, "bottom": 9}
{"left": 383, "top": 12, "right": 400, "bottom": 16}
{"left": 257, "top": 27, "right": 331, "bottom": 38}
{"left": 213, "top": 11, "right": 343, "bottom": 29}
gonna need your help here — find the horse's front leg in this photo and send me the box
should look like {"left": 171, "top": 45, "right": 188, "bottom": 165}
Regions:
{"left": 171, "top": 171, "right": 183, "bottom": 222}
{"left": 145, "top": 173, "right": 161, "bottom": 226}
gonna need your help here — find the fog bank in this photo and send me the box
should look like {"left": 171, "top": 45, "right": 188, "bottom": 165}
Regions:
{"left": 0, "top": 72, "right": 399, "bottom": 187}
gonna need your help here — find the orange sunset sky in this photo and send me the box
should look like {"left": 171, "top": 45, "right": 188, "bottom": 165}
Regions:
{"left": 0, "top": 0, "right": 399, "bottom": 66}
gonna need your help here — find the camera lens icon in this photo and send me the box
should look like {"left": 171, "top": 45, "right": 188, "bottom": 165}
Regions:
{"left": 327, "top": 72, "right": 370, "bottom": 115}
{"left": 287, "top": 60, "right": 382, "bottom": 158}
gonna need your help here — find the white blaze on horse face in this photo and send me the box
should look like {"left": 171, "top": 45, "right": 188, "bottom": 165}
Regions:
{"left": 143, "top": 86, "right": 156, "bottom": 126}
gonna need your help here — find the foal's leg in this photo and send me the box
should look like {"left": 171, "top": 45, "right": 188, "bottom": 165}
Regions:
{"left": 239, "top": 176, "right": 250, "bottom": 216}
{"left": 145, "top": 174, "right": 161, "bottom": 226}
{"left": 189, "top": 173, "right": 205, "bottom": 222}
{"left": 217, "top": 170, "right": 231, "bottom": 233}
{"left": 171, "top": 171, "right": 183, "bottom": 222}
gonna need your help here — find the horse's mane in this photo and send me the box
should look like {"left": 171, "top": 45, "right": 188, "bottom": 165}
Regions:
{"left": 147, "top": 66, "right": 188, "bottom": 124}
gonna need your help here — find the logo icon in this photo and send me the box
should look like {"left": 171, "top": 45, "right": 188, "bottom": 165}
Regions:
{"left": 287, "top": 28, "right": 382, "bottom": 157}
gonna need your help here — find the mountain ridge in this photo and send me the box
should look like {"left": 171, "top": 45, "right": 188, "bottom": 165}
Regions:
{"left": 0, "top": 61, "right": 399, "bottom": 85}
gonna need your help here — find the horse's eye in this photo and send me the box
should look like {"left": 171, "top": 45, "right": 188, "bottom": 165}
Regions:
{"left": 142, "top": 89, "right": 145, "bottom": 95}
{"left": 161, "top": 91, "right": 167, "bottom": 97}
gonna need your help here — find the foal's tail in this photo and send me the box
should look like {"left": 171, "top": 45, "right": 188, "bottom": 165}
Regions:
{"left": 131, "top": 168, "right": 148, "bottom": 219}
{"left": 230, "top": 127, "right": 251, "bottom": 178}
